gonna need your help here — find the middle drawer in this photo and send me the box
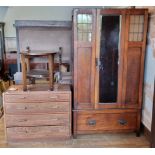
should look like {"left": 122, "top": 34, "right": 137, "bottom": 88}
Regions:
{"left": 5, "top": 114, "right": 69, "bottom": 127}
{"left": 5, "top": 102, "right": 69, "bottom": 114}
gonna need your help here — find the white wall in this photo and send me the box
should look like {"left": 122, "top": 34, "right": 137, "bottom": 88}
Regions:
{"left": 2, "top": 6, "right": 75, "bottom": 37}
{"left": 142, "top": 8, "right": 155, "bottom": 131}
{"left": 1, "top": 6, "right": 101, "bottom": 37}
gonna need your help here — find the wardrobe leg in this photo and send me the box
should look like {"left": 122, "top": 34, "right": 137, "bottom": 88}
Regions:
{"left": 136, "top": 131, "right": 141, "bottom": 137}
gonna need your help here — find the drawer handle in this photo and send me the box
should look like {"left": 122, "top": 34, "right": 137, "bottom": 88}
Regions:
{"left": 25, "top": 130, "right": 28, "bottom": 133}
{"left": 19, "top": 97, "right": 26, "bottom": 99}
{"left": 87, "top": 119, "right": 96, "bottom": 126}
{"left": 118, "top": 119, "right": 127, "bottom": 125}
{"left": 17, "top": 106, "right": 28, "bottom": 110}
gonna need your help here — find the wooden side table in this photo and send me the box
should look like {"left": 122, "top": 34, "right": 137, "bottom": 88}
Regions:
{"left": 20, "top": 51, "right": 58, "bottom": 91}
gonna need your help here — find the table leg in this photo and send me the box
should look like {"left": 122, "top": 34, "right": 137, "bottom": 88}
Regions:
{"left": 21, "top": 54, "right": 27, "bottom": 91}
{"left": 48, "top": 54, "right": 54, "bottom": 91}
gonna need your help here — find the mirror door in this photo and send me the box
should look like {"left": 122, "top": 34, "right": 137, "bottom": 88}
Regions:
{"left": 99, "top": 15, "right": 120, "bottom": 103}
{"left": 95, "top": 10, "right": 125, "bottom": 108}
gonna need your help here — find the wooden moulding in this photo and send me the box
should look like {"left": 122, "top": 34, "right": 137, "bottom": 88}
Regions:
{"left": 14, "top": 20, "right": 72, "bottom": 29}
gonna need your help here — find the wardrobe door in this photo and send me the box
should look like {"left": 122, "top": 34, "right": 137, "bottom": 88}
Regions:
{"left": 73, "top": 9, "right": 96, "bottom": 109}
{"left": 122, "top": 9, "right": 148, "bottom": 108}
{"left": 95, "top": 9, "right": 125, "bottom": 109}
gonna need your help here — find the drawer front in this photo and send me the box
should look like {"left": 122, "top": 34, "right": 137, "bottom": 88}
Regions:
{"left": 5, "top": 114, "right": 69, "bottom": 127}
{"left": 5, "top": 102, "right": 69, "bottom": 114}
{"left": 77, "top": 112, "right": 137, "bottom": 132}
{"left": 4, "top": 93, "right": 69, "bottom": 103}
{"left": 7, "top": 126, "right": 70, "bottom": 141}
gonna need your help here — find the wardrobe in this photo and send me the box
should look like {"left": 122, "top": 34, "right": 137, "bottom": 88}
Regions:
{"left": 73, "top": 8, "right": 148, "bottom": 136}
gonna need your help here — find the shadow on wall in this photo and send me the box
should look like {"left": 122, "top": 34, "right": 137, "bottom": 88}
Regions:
{"left": 142, "top": 12, "right": 155, "bottom": 131}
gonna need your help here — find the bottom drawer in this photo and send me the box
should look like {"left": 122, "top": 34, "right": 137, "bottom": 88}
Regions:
{"left": 6, "top": 126, "right": 70, "bottom": 141}
{"left": 76, "top": 112, "right": 137, "bottom": 133}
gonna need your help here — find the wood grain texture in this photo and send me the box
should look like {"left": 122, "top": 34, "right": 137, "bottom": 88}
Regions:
{"left": 3, "top": 84, "right": 71, "bottom": 141}
{"left": 5, "top": 102, "right": 69, "bottom": 114}
{"left": 73, "top": 9, "right": 96, "bottom": 110}
{"left": 77, "top": 47, "right": 92, "bottom": 103}
{"left": 4, "top": 93, "right": 69, "bottom": 103}
{"left": 77, "top": 112, "right": 137, "bottom": 132}
{"left": 125, "top": 47, "right": 141, "bottom": 104}
{"left": 138, "top": 10, "right": 149, "bottom": 109}
{"left": 48, "top": 54, "right": 54, "bottom": 90}
{"left": 6, "top": 126, "right": 70, "bottom": 141}
{"left": 5, "top": 114, "right": 69, "bottom": 127}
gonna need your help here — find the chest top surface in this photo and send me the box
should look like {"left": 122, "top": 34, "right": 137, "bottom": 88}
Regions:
{"left": 4, "top": 84, "right": 71, "bottom": 95}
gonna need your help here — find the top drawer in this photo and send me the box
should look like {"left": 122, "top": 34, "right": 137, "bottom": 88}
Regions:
{"left": 4, "top": 93, "right": 70, "bottom": 103}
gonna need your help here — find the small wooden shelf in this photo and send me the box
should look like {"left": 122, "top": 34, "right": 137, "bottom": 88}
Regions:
{"left": 27, "top": 69, "right": 49, "bottom": 79}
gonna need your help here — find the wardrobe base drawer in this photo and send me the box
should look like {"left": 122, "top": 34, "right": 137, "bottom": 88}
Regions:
{"left": 6, "top": 126, "right": 71, "bottom": 141}
{"left": 76, "top": 111, "right": 137, "bottom": 133}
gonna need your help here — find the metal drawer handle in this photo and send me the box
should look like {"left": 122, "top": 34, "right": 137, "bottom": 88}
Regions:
{"left": 87, "top": 119, "right": 96, "bottom": 126}
{"left": 118, "top": 119, "right": 127, "bottom": 125}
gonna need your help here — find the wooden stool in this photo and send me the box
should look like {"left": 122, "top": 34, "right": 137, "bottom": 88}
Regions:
{"left": 20, "top": 50, "right": 58, "bottom": 91}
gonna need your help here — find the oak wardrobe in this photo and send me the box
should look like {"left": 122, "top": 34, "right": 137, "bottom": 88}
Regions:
{"left": 73, "top": 8, "right": 148, "bottom": 136}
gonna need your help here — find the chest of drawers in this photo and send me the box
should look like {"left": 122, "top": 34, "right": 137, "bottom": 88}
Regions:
{"left": 3, "top": 84, "right": 71, "bottom": 142}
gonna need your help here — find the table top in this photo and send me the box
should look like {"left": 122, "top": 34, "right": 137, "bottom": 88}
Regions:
{"left": 20, "top": 50, "right": 59, "bottom": 56}
{"left": 4, "top": 84, "right": 71, "bottom": 93}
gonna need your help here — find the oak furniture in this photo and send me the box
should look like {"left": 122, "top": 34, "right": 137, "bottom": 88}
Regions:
{"left": 3, "top": 84, "right": 71, "bottom": 142}
{"left": 20, "top": 50, "right": 58, "bottom": 91}
{"left": 73, "top": 8, "right": 148, "bottom": 136}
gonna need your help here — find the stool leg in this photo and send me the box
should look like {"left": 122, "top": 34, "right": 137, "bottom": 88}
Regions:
{"left": 21, "top": 54, "right": 27, "bottom": 91}
{"left": 48, "top": 54, "right": 54, "bottom": 91}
